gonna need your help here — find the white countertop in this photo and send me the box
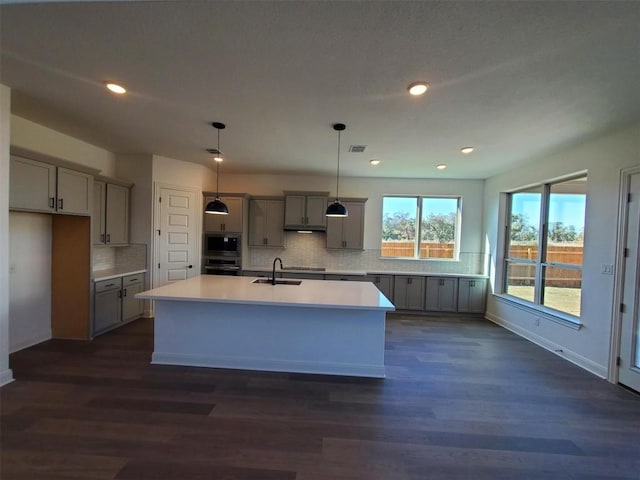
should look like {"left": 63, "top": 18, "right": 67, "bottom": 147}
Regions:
{"left": 245, "top": 266, "right": 487, "bottom": 279}
{"left": 137, "top": 275, "right": 395, "bottom": 311}
{"left": 93, "top": 268, "right": 147, "bottom": 281}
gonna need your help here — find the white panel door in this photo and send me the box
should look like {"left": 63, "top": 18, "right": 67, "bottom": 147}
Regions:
{"left": 157, "top": 186, "right": 198, "bottom": 287}
{"left": 619, "top": 172, "right": 640, "bottom": 392}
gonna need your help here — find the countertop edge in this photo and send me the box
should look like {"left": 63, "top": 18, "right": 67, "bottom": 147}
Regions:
{"left": 93, "top": 269, "right": 148, "bottom": 282}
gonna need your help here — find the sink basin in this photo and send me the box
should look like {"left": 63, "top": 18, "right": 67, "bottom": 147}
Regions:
{"left": 251, "top": 278, "right": 302, "bottom": 286}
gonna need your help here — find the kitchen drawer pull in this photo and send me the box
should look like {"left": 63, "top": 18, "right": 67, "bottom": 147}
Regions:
{"left": 106, "top": 234, "right": 111, "bottom": 243}
{"left": 58, "top": 198, "right": 64, "bottom": 210}
{"left": 49, "top": 197, "right": 55, "bottom": 208}
{"left": 105, "top": 283, "right": 115, "bottom": 287}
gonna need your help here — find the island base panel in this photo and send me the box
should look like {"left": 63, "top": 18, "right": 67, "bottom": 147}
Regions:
{"left": 152, "top": 300, "right": 386, "bottom": 378}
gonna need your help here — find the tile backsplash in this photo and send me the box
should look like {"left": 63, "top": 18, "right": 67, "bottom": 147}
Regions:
{"left": 93, "top": 243, "right": 147, "bottom": 272}
{"left": 248, "top": 232, "right": 487, "bottom": 274}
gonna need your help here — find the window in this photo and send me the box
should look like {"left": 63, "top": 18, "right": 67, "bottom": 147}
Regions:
{"left": 504, "top": 176, "right": 587, "bottom": 318}
{"left": 381, "top": 196, "right": 460, "bottom": 259}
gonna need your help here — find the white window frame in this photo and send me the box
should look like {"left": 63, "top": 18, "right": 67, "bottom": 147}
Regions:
{"left": 503, "top": 175, "right": 586, "bottom": 320}
{"left": 381, "top": 195, "right": 461, "bottom": 261}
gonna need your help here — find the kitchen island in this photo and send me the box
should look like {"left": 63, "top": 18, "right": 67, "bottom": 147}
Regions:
{"left": 136, "top": 275, "right": 395, "bottom": 378}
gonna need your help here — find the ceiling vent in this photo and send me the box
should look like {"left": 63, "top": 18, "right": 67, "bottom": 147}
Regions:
{"left": 349, "top": 145, "right": 367, "bottom": 153}
{"left": 206, "top": 148, "right": 222, "bottom": 154}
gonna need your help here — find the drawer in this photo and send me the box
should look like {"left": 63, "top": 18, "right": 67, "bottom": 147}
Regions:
{"left": 95, "top": 278, "right": 122, "bottom": 293}
{"left": 123, "top": 273, "right": 144, "bottom": 286}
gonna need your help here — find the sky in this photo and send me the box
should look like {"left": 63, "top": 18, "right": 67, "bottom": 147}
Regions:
{"left": 383, "top": 197, "right": 458, "bottom": 219}
{"left": 512, "top": 193, "right": 586, "bottom": 230}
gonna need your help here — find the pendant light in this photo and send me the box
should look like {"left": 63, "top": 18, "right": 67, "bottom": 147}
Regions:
{"left": 205, "top": 122, "right": 229, "bottom": 215}
{"left": 326, "top": 123, "right": 348, "bottom": 217}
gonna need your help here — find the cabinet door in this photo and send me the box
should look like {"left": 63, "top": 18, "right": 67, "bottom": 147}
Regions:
{"left": 204, "top": 196, "right": 243, "bottom": 232}
{"left": 342, "top": 201, "right": 364, "bottom": 249}
{"left": 367, "top": 275, "right": 394, "bottom": 302}
{"left": 57, "top": 167, "right": 92, "bottom": 215}
{"left": 394, "top": 276, "right": 424, "bottom": 310}
{"left": 325, "top": 216, "right": 344, "bottom": 249}
{"left": 458, "top": 278, "right": 487, "bottom": 313}
{"left": 122, "top": 282, "right": 144, "bottom": 322}
{"left": 284, "top": 195, "right": 306, "bottom": 227}
{"left": 305, "top": 195, "right": 327, "bottom": 229}
{"left": 105, "top": 183, "right": 129, "bottom": 245}
{"left": 94, "top": 285, "right": 122, "bottom": 334}
{"left": 248, "top": 199, "right": 267, "bottom": 246}
{"left": 93, "top": 181, "right": 106, "bottom": 244}
{"left": 265, "top": 199, "right": 285, "bottom": 246}
{"left": 9, "top": 156, "right": 56, "bottom": 212}
{"left": 426, "top": 277, "right": 458, "bottom": 312}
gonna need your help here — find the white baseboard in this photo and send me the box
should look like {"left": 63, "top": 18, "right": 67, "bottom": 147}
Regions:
{"left": 10, "top": 330, "right": 52, "bottom": 354}
{"left": 0, "top": 368, "right": 14, "bottom": 387}
{"left": 485, "top": 312, "right": 608, "bottom": 379}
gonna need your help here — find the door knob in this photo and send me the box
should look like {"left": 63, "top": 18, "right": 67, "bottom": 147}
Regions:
{"left": 188, "top": 265, "right": 193, "bottom": 269}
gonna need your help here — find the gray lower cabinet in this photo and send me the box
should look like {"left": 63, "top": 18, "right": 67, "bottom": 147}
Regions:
{"left": 121, "top": 274, "right": 145, "bottom": 321}
{"left": 425, "top": 277, "right": 458, "bottom": 312}
{"left": 457, "top": 278, "right": 487, "bottom": 313}
{"left": 393, "top": 275, "right": 425, "bottom": 310}
{"left": 94, "top": 273, "right": 144, "bottom": 335}
{"left": 366, "top": 275, "right": 394, "bottom": 302}
{"left": 94, "top": 278, "right": 122, "bottom": 334}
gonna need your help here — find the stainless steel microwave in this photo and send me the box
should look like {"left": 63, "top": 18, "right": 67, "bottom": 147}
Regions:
{"left": 203, "top": 233, "right": 240, "bottom": 257}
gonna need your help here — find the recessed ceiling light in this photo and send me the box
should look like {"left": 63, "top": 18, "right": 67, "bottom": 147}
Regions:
{"left": 369, "top": 159, "right": 381, "bottom": 166}
{"left": 436, "top": 164, "right": 447, "bottom": 170}
{"left": 407, "top": 82, "right": 429, "bottom": 96}
{"left": 105, "top": 82, "right": 126, "bottom": 94}
{"left": 461, "top": 146, "right": 474, "bottom": 154}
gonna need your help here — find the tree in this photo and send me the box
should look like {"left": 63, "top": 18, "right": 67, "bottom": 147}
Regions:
{"left": 510, "top": 213, "right": 538, "bottom": 242}
{"left": 421, "top": 213, "right": 455, "bottom": 243}
{"left": 548, "top": 221, "right": 582, "bottom": 243}
{"left": 382, "top": 211, "right": 416, "bottom": 241}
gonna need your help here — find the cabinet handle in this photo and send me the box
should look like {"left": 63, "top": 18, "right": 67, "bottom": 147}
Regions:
{"left": 100, "top": 234, "right": 105, "bottom": 243}
{"left": 58, "top": 198, "right": 63, "bottom": 210}
{"left": 301, "top": 216, "right": 305, "bottom": 224}
{"left": 118, "top": 289, "right": 122, "bottom": 298}
{"left": 408, "top": 278, "right": 412, "bottom": 285}
{"left": 49, "top": 197, "right": 55, "bottom": 209}
{"left": 375, "top": 276, "right": 380, "bottom": 283}
{"left": 470, "top": 280, "right": 475, "bottom": 287}
{"left": 106, "top": 234, "right": 111, "bottom": 243}
{"left": 123, "top": 288, "right": 127, "bottom": 297}
{"left": 129, "top": 278, "right": 138, "bottom": 282}
{"left": 105, "top": 283, "right": 115, "bottom": 288}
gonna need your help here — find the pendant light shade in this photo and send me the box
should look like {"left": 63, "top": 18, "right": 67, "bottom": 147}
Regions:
{"left": 205, "top": 122, "right": 229, "bottom": 215}
{"left": 326, "top": 123, "right": 348, "bottom": 217}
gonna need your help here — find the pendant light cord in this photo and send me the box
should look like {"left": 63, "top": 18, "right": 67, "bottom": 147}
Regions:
{"left": 216, "top": 126, "right": 221, "bottom": 198}
{"left": 336, "top": 129, "right": 341, "bottom": 200}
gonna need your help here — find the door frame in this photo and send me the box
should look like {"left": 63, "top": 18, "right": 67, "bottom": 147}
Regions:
{"left": 609, "top": 165, "right": 640, "bottom": 384}
{"left": 152, "top": 182, "right": 202, "bottom": 292}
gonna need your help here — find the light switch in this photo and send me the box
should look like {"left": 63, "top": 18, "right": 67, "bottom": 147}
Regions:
{"left": 601, "top": 264, "right": 614, "bottom": 275}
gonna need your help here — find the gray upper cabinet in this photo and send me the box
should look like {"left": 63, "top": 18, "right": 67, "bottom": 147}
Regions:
{"left": 425, "top": 277, "right": 458, "bottom": 312}
{"left": 93, "top": 180, "right": 130, "bottom": 246}
{"left": 326, "top": 199, "right": 366, "bottom": 250}
{"left": 10, "top": 155, "right": 92, "bottom": 216}
{"left": 203, "top": 195, "right": 244, "bottom": 233}
{"left": 393, "top": 275, "right": 425, "bottom": 311}
{"left": 457, "top": 278, "right": 487, "bottom": 313}
{"left": 284, "top": 193, "right": 328, "bottom": 230}
{"left": 57, "top": 167, "right": 92, "bottom": 215}
{"left": 248, "top": 198, "right": 285, "bottom": 247}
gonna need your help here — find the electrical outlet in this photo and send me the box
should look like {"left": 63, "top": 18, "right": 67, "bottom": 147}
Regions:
{"left": 601, "top": 264, "right": 614, "bottom": 275}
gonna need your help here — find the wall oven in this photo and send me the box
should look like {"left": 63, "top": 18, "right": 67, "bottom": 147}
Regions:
{"left": 203, "top": 233, "right": 240, "bottom": 257}
{"left": 202, "top": 257, "right": 241, "bottom": 275}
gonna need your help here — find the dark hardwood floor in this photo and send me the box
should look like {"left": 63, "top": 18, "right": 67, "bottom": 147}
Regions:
{"left": 1, "top": 314, "right": 639, "bottom": 480}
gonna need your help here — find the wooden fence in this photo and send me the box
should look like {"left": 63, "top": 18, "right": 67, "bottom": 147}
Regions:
{"left": 381, "top": 241, "right": 454, "bottom": 259}
{"left": 381, "top": 242, "right": 583, "bottom": 287}
{"left": 507, "top": 244, "right": 582, "bottom": 288}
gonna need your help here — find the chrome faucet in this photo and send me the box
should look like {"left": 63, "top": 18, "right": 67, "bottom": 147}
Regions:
{"left": 272, "top": 257, "right": 283, "bottom": 285}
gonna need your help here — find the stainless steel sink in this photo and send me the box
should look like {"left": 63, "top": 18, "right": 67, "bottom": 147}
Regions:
{"left": 251, "top": 278, "right": 302, "bottom": 286}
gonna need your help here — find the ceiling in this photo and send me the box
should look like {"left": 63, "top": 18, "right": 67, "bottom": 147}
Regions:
{"left": 1, "top": 1, "right": 639, "bottom": 179}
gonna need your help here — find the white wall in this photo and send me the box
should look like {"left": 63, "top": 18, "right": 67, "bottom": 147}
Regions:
{"left": 0, "top": 85, "right": 14, "bottom": 385}
{"left": 8, "top": 212, "right": 52, "bottom": 351}
{"left": 11, "top": 115, "right": 117, "bottom": 176}
{"left": 153, "top": 155, "right": 216, "bottom": 191}
{"left": 483, "top": 123, "right": 640, "bottom": 377}
{"left": 222, "top": 174, "right": 485, "bottom": 253}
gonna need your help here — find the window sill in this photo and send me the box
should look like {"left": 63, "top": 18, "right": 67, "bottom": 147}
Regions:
{"left": 492, "top": 294, "right": 583, "bottom": 330}
{"left": 380, "top": 257, "right": 460, "bottom": 262}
